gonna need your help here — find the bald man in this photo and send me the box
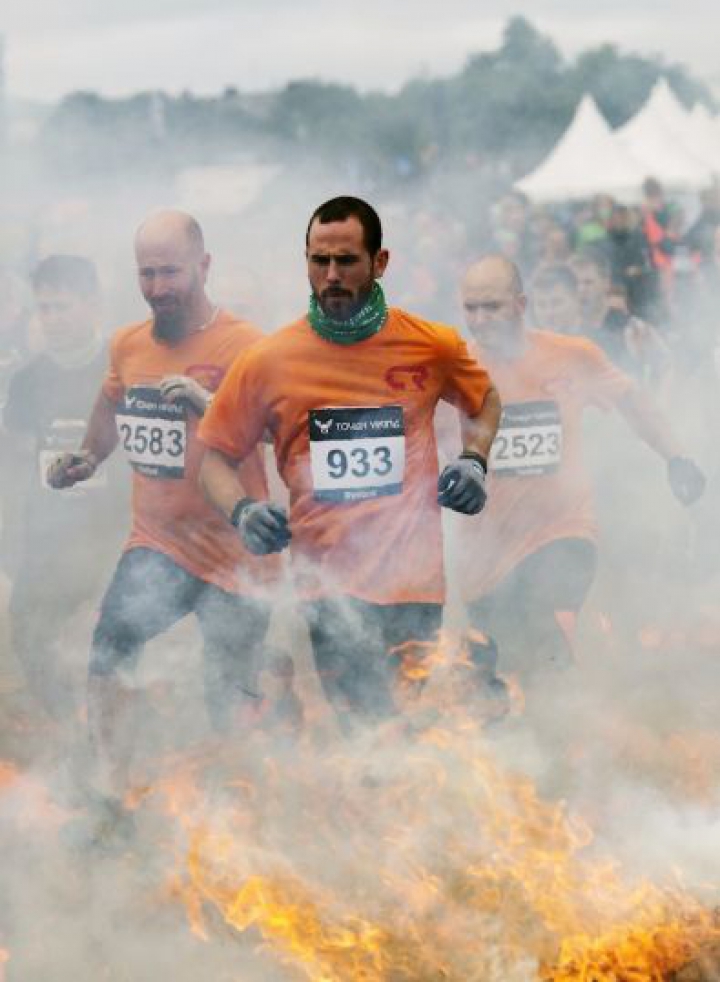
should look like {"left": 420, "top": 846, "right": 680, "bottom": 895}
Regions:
{"left": 455, "top": 255, "right": 705, "bottom": 682}
{"left": 46, "top": 211, "right": 274, "bottom": 836}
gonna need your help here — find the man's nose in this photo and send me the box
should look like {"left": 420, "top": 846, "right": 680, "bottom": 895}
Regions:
{"left": 325, "top": 260, "right": 342, "bottom": 283}
{"left": 144, "top": 274, "right": 171, "bottom": 297}
{"left": 469, "top": 307, "right": 491, "bottom": 327}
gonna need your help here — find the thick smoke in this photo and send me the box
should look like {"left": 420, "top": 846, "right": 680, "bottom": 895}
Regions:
{"left": 1, "top": 17, "right": 720, "bottom": 982}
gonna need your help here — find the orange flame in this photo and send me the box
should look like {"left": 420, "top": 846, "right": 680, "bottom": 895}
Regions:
{"left": 168, "top": 634, "right": 720, "bottom": 981}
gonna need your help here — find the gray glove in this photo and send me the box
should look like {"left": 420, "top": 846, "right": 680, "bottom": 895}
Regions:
{"left": 159, "top": 375, "right": 211, "bottom": 416}
{"left": 437, "top": 454, "right": 487, "bottom": 515}
{"left": 231, "top": 498, "right": 291, "bottom": 555}
{"left": 46, "top": 450, "right": 98, "bottom": 489}
{"left": 667, "top": 456, "right": 705, "bottom": 506}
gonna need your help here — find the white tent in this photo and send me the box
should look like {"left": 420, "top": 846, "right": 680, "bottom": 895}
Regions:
{"left": 616, "top": 79, "right": 714, "bottom": 187}
{"left": 516, "top": 95, "right": 645, "bottom": 202}
{"left": 688, "top": 104, "right": 720, "bottom": 170}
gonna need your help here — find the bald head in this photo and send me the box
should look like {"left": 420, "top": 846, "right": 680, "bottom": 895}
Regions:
{"left": 461, "top": 254, "right": 526, "bottom": 358}
{"left": 463, "top": 255, "right": 524, "bottom": 298}
{"left": 135, "top": 209, "right": 205, "bottom": 261}
{"left": 135, "top": 210, "right": 211, "bottom": 342}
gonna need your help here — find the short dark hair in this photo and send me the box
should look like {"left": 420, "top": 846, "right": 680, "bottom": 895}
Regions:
{"left": 531, "top": 263, "right": 578, "bottom": 296}
{"left": 306, "top": 196, "right": 383, "bottom": 255}
{"left": 31, "top": 255, "right": 99, "bottom": 297}
{"left": 642, "top": 177, "right": 663, "bottom": 198}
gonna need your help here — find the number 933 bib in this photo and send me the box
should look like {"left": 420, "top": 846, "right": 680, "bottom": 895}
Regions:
{"left": 116, "top": 386, "right": 187, "bottom": 479}
{"left": 309, "top": 406, "right": 405, "bottom": 502}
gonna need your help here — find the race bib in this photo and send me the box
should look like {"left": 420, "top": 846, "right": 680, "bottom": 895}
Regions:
{"left": 309, "top": 406, "right": 405, "bottom": 502}
{"left": 116, "top": 386, "right": 187, "bottom": 479}
{"left": 490, "top": 400, "right": 562, "bottom": 477}
{"left": 39, "top": 419, "right": 107, "bottom": 492}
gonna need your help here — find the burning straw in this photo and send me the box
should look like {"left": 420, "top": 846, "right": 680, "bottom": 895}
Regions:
{"left": 161, "top": 635, "right": 720, "bottom": 982}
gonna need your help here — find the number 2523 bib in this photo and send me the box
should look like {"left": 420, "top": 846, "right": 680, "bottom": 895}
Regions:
{"left": 309, "top": 406, "right": 405, "bottom": 502}
{"left": 490, "top": 400, "right": 562, "bottom": 477}
{"left": 116, "top": 386, "right": 187, "bottom": 479}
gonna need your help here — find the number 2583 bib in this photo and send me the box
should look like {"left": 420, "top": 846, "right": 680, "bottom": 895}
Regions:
{"left": 116, "top": 386, "right": 187, "bottom": 479}
{"left": 309, "top": 406, "right": 405, "bottom": 502}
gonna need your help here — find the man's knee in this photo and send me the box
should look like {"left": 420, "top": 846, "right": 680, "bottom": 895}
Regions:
{"left": 88, "top": 612, "right": 144, "bottom": 678}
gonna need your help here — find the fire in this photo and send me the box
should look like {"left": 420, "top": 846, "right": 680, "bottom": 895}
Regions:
{"left": 0, "top": 761, "right": 19, "bottom": 790}
{"left": 162, "top": 633, "right": 720, "bottom": 980}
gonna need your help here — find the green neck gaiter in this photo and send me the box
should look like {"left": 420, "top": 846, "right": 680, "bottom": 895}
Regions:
{"left": 307, "top": 282, "right": 388, "bottom": 345}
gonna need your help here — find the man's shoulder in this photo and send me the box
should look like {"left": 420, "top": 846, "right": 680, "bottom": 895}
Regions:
{"left": 212, "top": 309, "right": 264, "bottom": 348}
{"left": 388, "top": 307, "right": 463, "bottom": 349}
{"left": 530, "top": 328, "right": 601, "bottom": 360}
{"left": 233, "top": 318, "right": 311, "bottom": 361}
{"left": 109, "top": 318, "right": 152, "bottom": 354}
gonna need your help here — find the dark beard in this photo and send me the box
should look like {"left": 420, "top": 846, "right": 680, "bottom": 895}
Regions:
{"left": 152, "top": 310, "right": 188, "bottom": 343}
{"left": 318, "top": 284, "right": 372, "bottom": 322}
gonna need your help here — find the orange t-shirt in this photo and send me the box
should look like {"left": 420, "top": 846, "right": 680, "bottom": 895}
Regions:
{"left": 199, "top": 308, "right": 492, "bottom": 605}
{"left": 102, "top": 309, "right": 273, "bottom": 594}
{"left": 453, "top": 330, "right": 634, "bottom": 601}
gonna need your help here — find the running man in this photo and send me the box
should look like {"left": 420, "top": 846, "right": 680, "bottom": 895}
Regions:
{"left": 2, "top": 255, "right": 124, "bottom": 721}
{"left": 456, "top": 255, "right": 704, "bottom": 681}
{"left": 199, "top": 196, "right": 500, "bottom": 732}
{"left": 47, "top": 211, "right": 274, "bottom": 822}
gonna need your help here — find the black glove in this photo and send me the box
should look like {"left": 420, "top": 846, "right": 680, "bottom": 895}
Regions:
{"left": 231, "top": 499, "right": 291, "bottom": 555}
{"left": 437, "top": 453, "right": 487, "bottom": 515}
{"left": 667, "top": 456, "right": 705, "bottom": 506}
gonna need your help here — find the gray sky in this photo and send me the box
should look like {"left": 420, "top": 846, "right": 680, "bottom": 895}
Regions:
{"left": 3, "top": 0, "right": 719, "bottom": 101}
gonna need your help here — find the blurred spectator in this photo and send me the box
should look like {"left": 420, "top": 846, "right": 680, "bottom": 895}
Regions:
{"left": 605, "top": 204, "right": 654, "bottom": 318}
{"left": 394, "top": 209, "right": 467, "bottom": 320}
{"left": 575, "top": 194, "right": 614, "bottom": 249}
{"left": 684, "top": 185, "right": 720, "bottom": 269}
{"left": 572, "top": 249, "right": 671, "bottom": 380}
{"left": 490, "top": 191, "right": 535, "bottom": 276}
{"left": 641, "top": 177, "right": 679, "bottom": 322}
{"left": 642, "top": 177, "right": 677, "bottom": 266}
{"left": 537, "top": 222, "right": 572, "bottom": 267}
{"left": 530, "top": 264, "right": 582, "bottom": 333}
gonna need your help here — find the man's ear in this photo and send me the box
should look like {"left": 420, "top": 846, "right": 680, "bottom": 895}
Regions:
{"left": 374, "top": 248, "right": 390, "bottom": 279}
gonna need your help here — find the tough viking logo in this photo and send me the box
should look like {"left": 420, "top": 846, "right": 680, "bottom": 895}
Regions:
{"left": 385, "top": 365, "right": 429, "bottom": 392}
{"left": 315, "top": 418, "right": 334, "bottom": 435}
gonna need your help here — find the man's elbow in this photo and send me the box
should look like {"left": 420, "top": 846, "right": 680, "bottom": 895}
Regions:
{"left": 480, "top": 384, "right": 502, "bottom": 426}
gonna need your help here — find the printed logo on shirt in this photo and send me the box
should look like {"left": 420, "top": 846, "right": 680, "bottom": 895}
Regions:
{"left": 385, "top": 365, "right": 429, "bottom": 392}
